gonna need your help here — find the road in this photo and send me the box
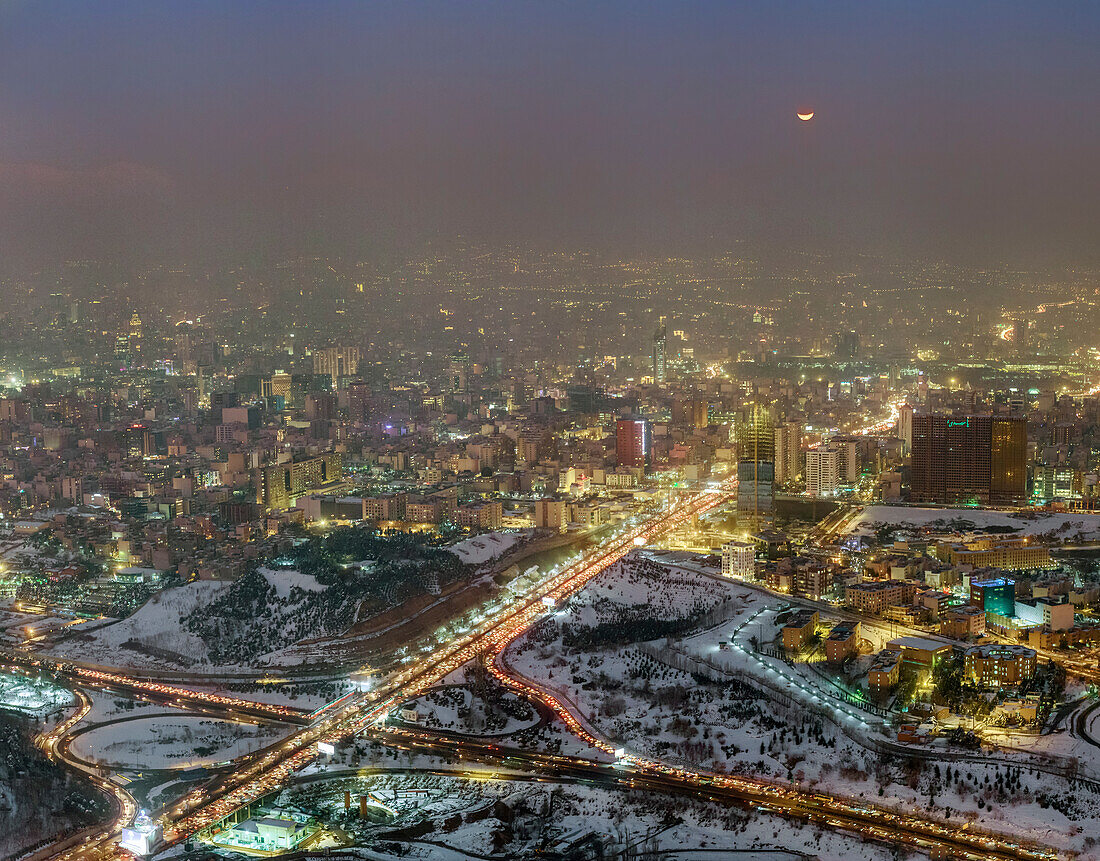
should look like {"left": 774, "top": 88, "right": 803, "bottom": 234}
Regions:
{"left": 29, "top": 689, "right": 138, "bottom": 861}
{"left": 37, "top": 478, "right": 736, "bottom": 860}
{"left": 2, "top": 658, "right": 312, "bottom": 725}
{"left": 32, "top": 474, "right": 1065, "bottom": 861}
{"left": 480, "top": 619, "right": 1060, "bottom": 861}
{"left": 372, "top": 727, "right": 1058, "bottom": 861}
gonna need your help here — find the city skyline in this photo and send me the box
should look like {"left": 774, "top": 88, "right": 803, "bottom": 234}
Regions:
{"left": 2, "top": 5, "right": 1100, "bottom": 861}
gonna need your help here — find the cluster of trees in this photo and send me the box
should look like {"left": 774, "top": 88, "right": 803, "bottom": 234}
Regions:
{"left": 560, "top": 614, "right": 699, "bottom": 650}
{"left": 187, "top": 529, "right": 469, "bottom": 663}
{"left": 931, "top": 658, "right": 993, "bottom": 718}
{"left": 0, "top": 717, "right": 107, "bottom": 858}
{"left": 288, "top": 526, "right": 465, "bottom": 592}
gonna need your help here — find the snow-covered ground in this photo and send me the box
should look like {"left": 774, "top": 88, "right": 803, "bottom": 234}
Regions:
{"left": 69, "top": 715, "right": 288, "bottom": 770}
{"left": 447, "top": 532, "right": 526, "bottom": 565}
{"left": 0, "top": 672, "right": 73, "bottom": 716}
{"left": 273, "top": 768, "right": 927, "bottom": 861}
{"left": 845, "top": 505, "right": 1100, "bottom": 541}
{"left": 401, "top": 685, "right": 539, "bottom": 736}
{"left": 45, "top": 580, "right": 233, "bottom": 669}
{"left": 505, "top": 553, "right": 1100, "bottom": 856}
{"left": 43, "top": 568, "right": 334, "bottom": 671}
{"left": 176, "top": 679, "right": 352, "bottom": 711}
{"left": 260, "top": 568, "right": 326, "bottom": 598}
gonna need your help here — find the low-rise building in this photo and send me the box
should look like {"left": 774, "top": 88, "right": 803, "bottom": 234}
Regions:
{"left": 1014, "top": 597, "right": 1074, "bottom": 632}
{"left": 868, "top": 649, "right": 902, "bottom": 694}
{"left": 362, "top": 492, "right": 407, "bottom": 521}
{"left": 825, "top": 621, "right": 861, "bottom": 662}
{"left": 940, "top": 605, "right": 986, "bottom": 640}
{"left": 886, "top": 636, "right": 952, "bottom": 669}
{"left": 534, "top": 498, "right": 566, "bottom": 532}
{"left": 720, "top": 540, "right": 755, "bottom": 579}
{"left": 781, "top": 609, "right": 819, "bottom": 651}
{"left": 962, "top": 643, "right": 1037, "bottom": 687}
{"left": 793, "top": 563, "right": 831, "bottom": 599}
{"left": 884, "top": 603, "right": 929, "bottom": 626}
{"left": 969, "top": 577, "right": 1016, "bottom": 616}
{"left": 917, "top": 588, "right": 953, "bottom": 620}
{"left": 845, "top": 579, "right": 916, "bottom": 614}
{"left": 1028, "top": 624, "right": 1100, "bottom": 650}
{"left": 455, "top": 500, "right": 503, "bottom": 531}
{"left": 940, "top": 537, "right": 1053, "bottom": 571}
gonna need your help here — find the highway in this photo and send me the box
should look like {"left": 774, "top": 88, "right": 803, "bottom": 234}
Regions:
{"left": 30, "top": 473, "right": 1066, "bottom": 861}
{"left": 373, "top": 726, "right": 1058, "bottom": 861}
{"left": 35, "top": 478, "right": 735, "bottom": 860}
{"left": 31, "top": 689, "right": 139, "bottom": 861}
{"left": 480, "top": 624, "right": 1060, "bottom": 861}
{"left": 156, "top": 478, "right": 738, "bottom": 842}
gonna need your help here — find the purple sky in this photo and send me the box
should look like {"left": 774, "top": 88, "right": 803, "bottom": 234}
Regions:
{"left": 0, "top": 1, "right": 1097, "bottom": 268}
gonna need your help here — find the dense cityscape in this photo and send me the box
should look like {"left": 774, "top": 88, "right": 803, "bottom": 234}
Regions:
{"left": 1, "top": 4, "right": 1099, "bottom": 861}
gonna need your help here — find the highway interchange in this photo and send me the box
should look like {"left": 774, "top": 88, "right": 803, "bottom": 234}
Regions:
{"left": 16, "top": 475, "right": 1069, "bottom": 861}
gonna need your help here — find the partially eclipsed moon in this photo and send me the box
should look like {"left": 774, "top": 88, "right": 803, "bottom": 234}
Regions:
{"left": 797, "top": 110, "right": 814, "bottom": 121}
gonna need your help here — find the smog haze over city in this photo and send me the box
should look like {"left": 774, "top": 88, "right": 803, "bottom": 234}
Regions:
{"left": 1, "top": 4, "right": 1100, "bottom": 861}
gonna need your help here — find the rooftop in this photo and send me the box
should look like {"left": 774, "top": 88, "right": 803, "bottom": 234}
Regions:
{"left": 887, "top": 636, "right": 952, "bottom": 653}
{"left": 964, "top": 643, "right": 1036, "bottom": 659}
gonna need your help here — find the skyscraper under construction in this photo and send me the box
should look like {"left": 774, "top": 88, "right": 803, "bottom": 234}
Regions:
{"left": 735, "top": 403, "right": 774, "bottom": 529}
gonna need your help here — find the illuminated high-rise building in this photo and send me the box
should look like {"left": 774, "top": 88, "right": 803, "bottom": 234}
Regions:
{"left": 735, "top": 404, "right": 774, "bottom": 525}
{"left": 806, "top": 447, "right": 840, "bottom": 497}
{"left": 1012, "top": 315, "right": 1031, "bottom": 355}
{"left": 990, "top": 416, "right": 1027, "bottom": 504}
{"left": 312, "top": 346, "right": 361, "bottom": 386}
{"left": 616, "top": 417, "right": 650, "bottom": 469}
{"left": 773, "top": 421, "right": 802, "bottom": 486}
{"left": 128, "top": 312, "right": 143, "bottom": 354}
{"left": 896, "top": 403, "right": 914, "bottom": 455}
{"left": 910, "top": 414, "right": 1026, "bottom": 505}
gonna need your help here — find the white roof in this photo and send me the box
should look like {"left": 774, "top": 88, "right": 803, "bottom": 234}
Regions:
{"left": 887, "top": 636, "right": 951, "bottom": 652}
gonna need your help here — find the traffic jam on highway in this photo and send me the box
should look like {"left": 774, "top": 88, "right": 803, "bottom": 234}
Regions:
{"left": 36, "top": 475, "right": 1061, "bottom": 861}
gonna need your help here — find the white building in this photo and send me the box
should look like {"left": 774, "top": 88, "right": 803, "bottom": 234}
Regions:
{"left": 806, "top": 447, "right": 840, "bottom": 497}
{"left": 721, "top": 540, "right": 756, "bottom": 579}
{"left": 1015, "top": 597, "right": 1075, "bottom": 632}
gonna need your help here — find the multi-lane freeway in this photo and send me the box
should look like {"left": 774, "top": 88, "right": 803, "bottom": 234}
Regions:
{"left": 374, "top": 726, "right": 1059, "bottom": 861}
{"left": 35, "top": 478, "right": 734, "bottom": 860}
{"left": 31, "top": 473, "right": 1066, "bottom": 861}
{"left": 156, "top": 478, "right": 739, "bottom": 842}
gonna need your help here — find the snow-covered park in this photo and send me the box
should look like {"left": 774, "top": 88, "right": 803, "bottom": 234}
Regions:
{"left": 69, "top": 714, "right": 287, "bottom": 770}
{"left": 844, "top": 505, "right": 1100, "bottom": 542}
{"left": 504, "top": 551, "right": 1100, "bottom": 857}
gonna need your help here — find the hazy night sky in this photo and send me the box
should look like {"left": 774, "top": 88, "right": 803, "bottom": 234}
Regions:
{"left": 0, "top": 1, "right": 1097, "bottom": 269}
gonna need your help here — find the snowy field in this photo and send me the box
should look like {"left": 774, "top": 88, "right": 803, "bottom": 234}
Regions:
{"left": 177, "top": 679, "right": 352, "bottom": 711}
{"left": 69, "top": 714, "right": 287, "bottom": 769}
{"left": 447, "top": 531, "right": 525, "bottom": 565}
{"left": 44, "top": 569, "right": 332, "bottom": 671}
{"left": 505, "top": 552, "right": 1100, "bottom": 857}
{"left": 0, "top": 672, "right": 73, "bottom": 716}
{"left": 845, "top": 505, "right": 1100, "bottom": 541}
{"left": 401, "top": 684, "right": 539, "bottom": 736}
{"left": 275, "top": 768, "right": 926, "bottom": 861}
{"left": 45, "top": 580, "right": 233, "bottom": 669}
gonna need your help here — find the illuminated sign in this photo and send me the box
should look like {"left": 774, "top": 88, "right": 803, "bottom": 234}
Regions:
{"left": 317, "top": 741, "right": 336, "bottom": 756}
{"left": 947, "top": 419, "right": 970, "bottom": 428}
{"left": 119, "top": 812, "right": 160, "bottom": 856}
